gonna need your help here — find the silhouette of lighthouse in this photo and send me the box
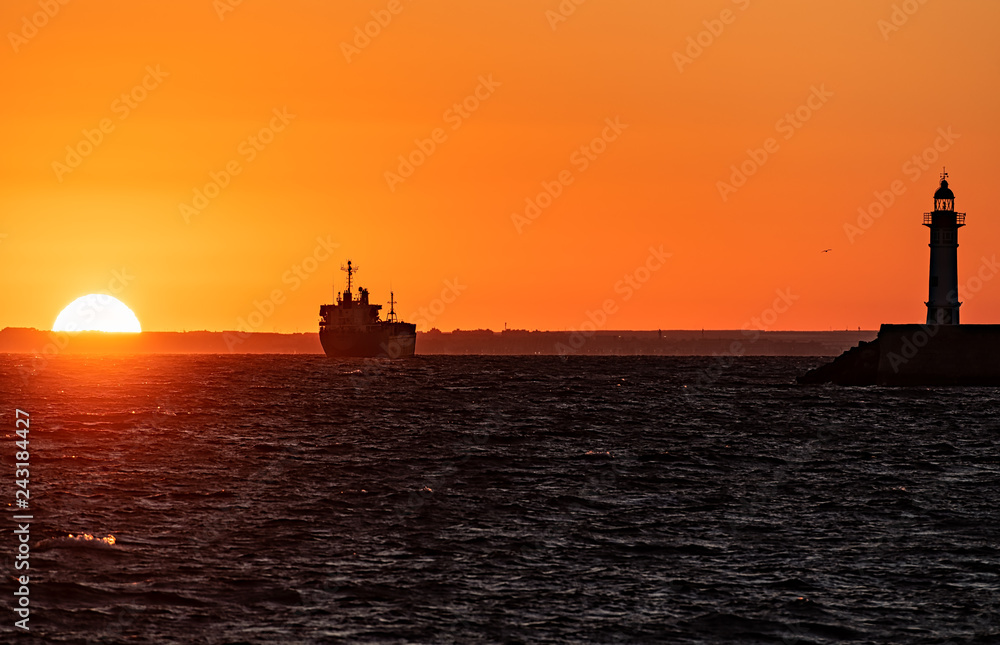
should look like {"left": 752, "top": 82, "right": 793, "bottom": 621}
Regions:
{"left": 924, "top": 170, "right": 966, "bottom": 324}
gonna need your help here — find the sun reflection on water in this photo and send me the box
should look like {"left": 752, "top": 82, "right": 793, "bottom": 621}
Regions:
{"left": 68, "top": 533, "right": 116, "bottom": 546}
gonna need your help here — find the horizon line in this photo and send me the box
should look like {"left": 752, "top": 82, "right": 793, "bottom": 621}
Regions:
{"left": 1, "top": 326, "right": 882, "bottom": 335}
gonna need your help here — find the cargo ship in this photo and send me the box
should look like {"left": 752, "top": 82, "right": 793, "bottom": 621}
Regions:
{"left": 318, "top": 261, "right": 416, "bottom": 358}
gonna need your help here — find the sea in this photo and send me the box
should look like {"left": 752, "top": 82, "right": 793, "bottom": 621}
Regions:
{"left": 1, "top": 354, "right": 999, "bottom": 644}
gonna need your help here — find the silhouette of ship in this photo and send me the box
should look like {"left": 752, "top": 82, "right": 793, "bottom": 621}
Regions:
{"left": 318, "top": 261, "right": 416, "bottom": 358}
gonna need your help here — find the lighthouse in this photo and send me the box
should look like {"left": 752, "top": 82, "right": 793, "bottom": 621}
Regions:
{"left": 801, "top": 172, "right": 1000, "bottom": 385}
{"left": 924, "top": 170, "right": 966, "bottom": 325}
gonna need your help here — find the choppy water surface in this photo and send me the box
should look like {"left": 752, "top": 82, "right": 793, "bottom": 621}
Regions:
{"left": 2, "top": 354, "right": 1000, "bottom": 644}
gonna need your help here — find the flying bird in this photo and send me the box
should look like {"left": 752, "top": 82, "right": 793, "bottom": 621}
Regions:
{"left": 821, "top": 248, "right": 832, "bottom": 253}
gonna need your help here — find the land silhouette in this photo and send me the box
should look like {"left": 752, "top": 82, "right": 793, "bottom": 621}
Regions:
{"left": 0, "top": 327, "right": 874, "bottom": 356}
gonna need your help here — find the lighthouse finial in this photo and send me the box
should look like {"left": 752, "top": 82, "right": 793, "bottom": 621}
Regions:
{"left": 941, "top": 167, "right": 948, "bottom": 182}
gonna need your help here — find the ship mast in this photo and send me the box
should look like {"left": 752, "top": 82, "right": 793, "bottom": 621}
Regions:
{"left": 387, "top": 291, "right": 398, "bottom": 323}
{"left": 340, "top": 260, "right": 359, "bottom": 296}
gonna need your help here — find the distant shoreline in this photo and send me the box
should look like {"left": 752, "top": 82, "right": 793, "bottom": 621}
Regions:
{"left": 0, "top": 327, "right": 876, "bottom": 357}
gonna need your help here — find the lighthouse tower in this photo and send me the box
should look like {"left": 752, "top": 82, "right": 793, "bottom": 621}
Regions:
{"left": 924, "top": 171, "right": 966, "bottom": 325}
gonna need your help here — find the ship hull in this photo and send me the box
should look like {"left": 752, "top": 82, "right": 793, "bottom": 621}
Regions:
{"left": 319, "top": 323, "right": 416, "bottom": 358}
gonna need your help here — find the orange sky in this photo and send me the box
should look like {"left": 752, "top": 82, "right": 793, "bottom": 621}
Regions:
{"left": 2, "top": 0, "right": 999, "bottom": 333}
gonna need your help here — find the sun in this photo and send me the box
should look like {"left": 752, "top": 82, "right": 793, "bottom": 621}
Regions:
{"left": 52, "top": 294, "right": 142, "bottom": 333}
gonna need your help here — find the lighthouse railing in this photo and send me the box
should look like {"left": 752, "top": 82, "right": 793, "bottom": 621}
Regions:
{"left": 923, "top": 212, "right": 966, "bottom": 225}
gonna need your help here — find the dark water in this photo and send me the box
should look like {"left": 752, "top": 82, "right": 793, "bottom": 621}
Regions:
{"left": 2, "top": 354, "right": 1000, "bottom": 644}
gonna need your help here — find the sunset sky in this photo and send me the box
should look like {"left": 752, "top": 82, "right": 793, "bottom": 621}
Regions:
{"left": 2, "top": 0, "right": 999, "bottom": 333}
